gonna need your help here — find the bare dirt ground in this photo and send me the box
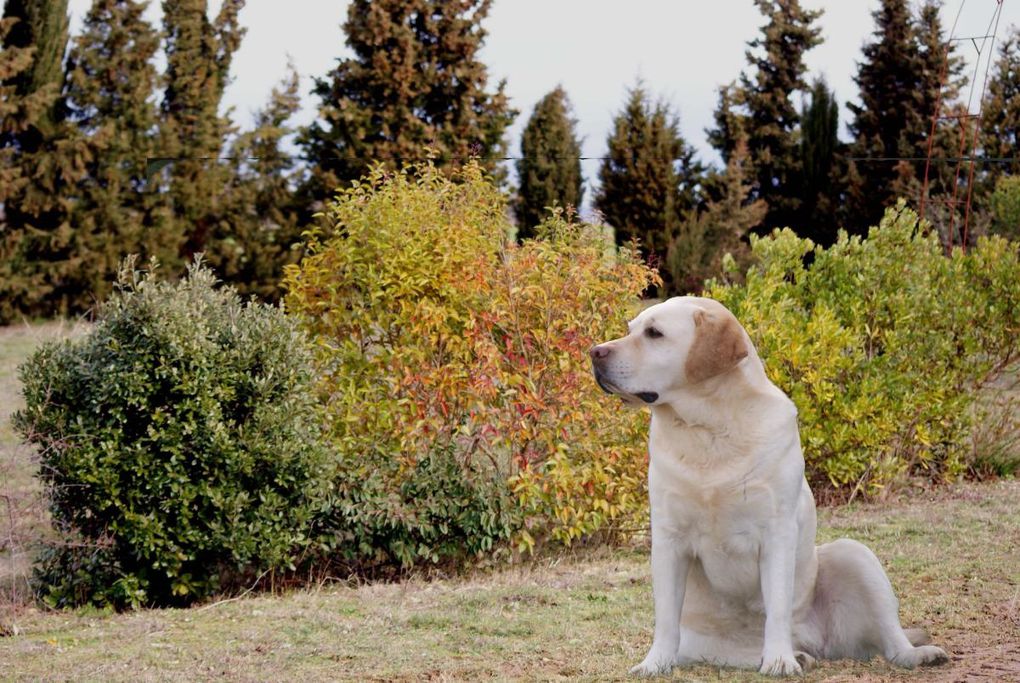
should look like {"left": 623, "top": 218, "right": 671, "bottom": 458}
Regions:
{"left": 1, "top": 322, "right": 1018, "bottom": 681}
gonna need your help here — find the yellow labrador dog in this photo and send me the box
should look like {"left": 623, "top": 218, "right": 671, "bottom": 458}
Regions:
{"left": 590, "top": 296, "right": 949, "bottom": 677}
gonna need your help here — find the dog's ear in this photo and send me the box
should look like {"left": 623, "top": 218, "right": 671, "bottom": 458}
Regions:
{"left": 684, "top": 308, "right": 749, "bottom": 384}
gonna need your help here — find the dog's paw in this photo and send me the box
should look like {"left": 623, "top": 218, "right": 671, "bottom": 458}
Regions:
{"left": 629, "top": 651, "right": 675, "bottom": 677}
{"left": 891, "top": 644, "right": 949, "bottom": 669}
{"left": 759, "top": 652, "right": 803, "bottom": 676}
{"left": 794, "top": 651, "right": 817, "bottom": 672}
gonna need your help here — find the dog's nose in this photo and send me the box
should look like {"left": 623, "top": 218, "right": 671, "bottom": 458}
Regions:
{"left": 590, "top": 344, "right": 611, "bottom": 360}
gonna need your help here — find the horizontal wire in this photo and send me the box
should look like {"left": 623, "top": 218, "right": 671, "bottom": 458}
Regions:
{"left": 140, "top": 155, "right": 1020, "bottom": 163}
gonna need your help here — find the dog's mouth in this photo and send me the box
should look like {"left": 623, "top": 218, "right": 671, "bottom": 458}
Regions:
{"left": 594, "top": 371, "right": 617, "bottom": 395}
{"left": 594, "top": 370, "right": 658, "bottom": 405}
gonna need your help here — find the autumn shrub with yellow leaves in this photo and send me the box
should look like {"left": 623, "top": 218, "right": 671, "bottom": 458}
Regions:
{"left": 284, "top": 162, "right": 657, "bottom": 564}
{"left": 707, "top": 202, "right": 1020, "bottom": 498}
{"left": 285, "top": 163, "right": 1020, "bottom": 568}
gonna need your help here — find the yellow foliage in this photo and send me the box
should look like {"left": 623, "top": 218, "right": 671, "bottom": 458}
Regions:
{"left": 284, "top": 162, "right": 658, "bottom": 552}
{"left": 707, "top": 203, "right": 1020, "bottom": 496}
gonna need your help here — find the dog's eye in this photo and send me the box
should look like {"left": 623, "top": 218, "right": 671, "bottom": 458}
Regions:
{"left": 645, "top": 327, "right": 663, "bottom": 339}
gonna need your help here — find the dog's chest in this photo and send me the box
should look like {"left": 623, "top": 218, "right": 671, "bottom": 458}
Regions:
{"left": 650, "top": 455, "right": 775, "bottom": 597}
{"left": 654, "top": 471, "right": 770, "bottom": 555}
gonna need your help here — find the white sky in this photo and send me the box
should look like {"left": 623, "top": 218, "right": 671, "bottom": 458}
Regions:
{"left": 67, "top": 0, "right": 1017, "bottom": 208}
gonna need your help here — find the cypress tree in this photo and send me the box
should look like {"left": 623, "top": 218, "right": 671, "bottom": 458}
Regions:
{"left": 62, "top": 0, "right": 167, "bottom": 306}
{"left": 706, "top": 82, "right": 744, "bottom": 166}
{"left": 514, "top": 86, "right": 584, "bottom": 239}
{"left": 299, "top": 0, "right": 515, "bottom": 204}
{"left": 0, "top": 0, "right": 84, "bottom": 321}
{"left": 160, "top": 0, "right": 245, "bottom": 261}
{"left": 1, "top": 0, "right": 68, "bottom": 136}
{"left": 846, "top": 0, "right": 962, "bottom": 232}
{"left": 666, "top": 135, "right": 766, "bottom": 295}
{"left": 0, "top": 15, "right": 51, "bottom": 202}
{"left": 718, "top": 0, "right": 822, "bottom": 231}
{"left": 595, "top": 84, "right": 703, "bottom": 270}
{"left": 847, "top": 0, "right": 915, "bottom": 216}
{"left": 799, "top": 78, "right": 842, "bottom": 244}
{"left": 980, "top": 28, "right": 1020, "bottom": 192}
{"left": 915, "top": 0, "right": 966, "bottom": 203}
{"left": 213, "top": 66, "right": 304, "bottom": 301}
{"left": 0, "top": 14, "right": 54, "bottom": 322}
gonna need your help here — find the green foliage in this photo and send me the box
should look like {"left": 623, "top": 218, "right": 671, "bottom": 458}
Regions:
{"left": 595, "top": 83, "right": 703, "bottom": 277}
{"left": 15, "top": 259, "right": 330, "bottom": 608}
{"left": 989, "top": 175, "right": 1020, "bottom": 240}
{"left": 666, "top": 135, "right": 765, "bottom": 294}
{"left": 60, "top": 0, "right": 172, "bottom": 308}
{"left": 706, "top": 82, "right": 744, "bottom": 166}
{"left": 514, "top": 85, "right": 584, "bottom": 239}
{"left": 0, "top": 0, "right": 83, "bottom": 323}
{"left": 285, "top": 162, "right": 657, "bottom": 558}
{"left": 214, "top": 65, "right": 305, "bottom": 301}
{"left": 979, "top": 28, "right": 1020, "bottom": 194}
{"left": 846, "top": 0, "right": 963, "bottom": 233}
{"left": 160, "top": 0, "right": 245, "bottom": 259}
{"left": 2, "top": 0, "right": 302, "bottom": 322}
{"left": 0, "top": 14, "right": 56, "bottom": 323}
{"left": 299, "top": 0, "right": 516, "bottom": 201}
{"left": 1, "top": 0, "right": 69, "bottom": 136}
{"left": 316, "top": 444, "right": 521, "bottom": 569}
{"left": 737, "top": 0, "right": 822, "bottom": 230}
{"left": 799, "top": 77, "right": 843, "bottom": 245}
{"left": 706, "top": 202, "right": 1020, "bottom": 495}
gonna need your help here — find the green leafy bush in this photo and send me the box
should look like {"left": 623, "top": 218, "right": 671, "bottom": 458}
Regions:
{"left": 707, "top": 202, "right": 1020, "bottom": 496}
{"left": 15, "top": 259, "right": 329, "bottom": 608}
{"left": 315, "top": 444, "right": 521, "bottom": 569}
{"left": 990, "top": 175, "right": 1020, "bottom": 240}
{"left": 284, "top": 162, "right": 656, "bottom": 559}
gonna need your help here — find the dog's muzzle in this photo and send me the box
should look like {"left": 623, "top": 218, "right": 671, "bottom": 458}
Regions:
{"left": 593, "top": 367, "right": 659, "bottom": 404}
{"left": 594, "top": 369, "right": 616, "bottom": 395}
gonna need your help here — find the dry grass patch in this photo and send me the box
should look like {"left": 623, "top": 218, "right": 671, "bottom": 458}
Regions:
{"left": 1, "top": 320, "right": 89, "bottom": 612}
{"left": 1, "top": 320, "right": 1018, "bottom": 681}
{"left": 0, "top": 481, "right": 1016, "bottom": 681}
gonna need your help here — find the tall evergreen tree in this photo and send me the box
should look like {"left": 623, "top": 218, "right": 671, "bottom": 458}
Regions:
{"left": 743, "top": 0, "right": 822, "bottom": 219}
{"left": 846, "top": 0, "right": 962, "bottom": 232}
{"left": 299, "top": 0, "right": 515, "bottom": 204}
{"left": 214, "top": 66, "right": 304, "bottom": 301}
{"left": 847, "top": 0, "right": 915, "bottom": 218}
{"left": 595, "top": 84, "right": 703, "bottom": 272}
{"left": 706, "top": 82, "right": 744, "bottom": 165}
{"left": 667, "top": 134, "right": 766, "bottom": 295}
{"left": 0, "top": 0, "right": 84, "bottom": 321}
{"left": 709, "top": 0, "right": 822, "bottom": 231}
{"left": 61, "top": 0, "right": 168, "bottom": 307}
{"left": 799, "top": 78, "right": 842, "bottom": 244}
{"left": 160, "top": 0, "right": 245, "bottom": 261}
{"left": 980, "top": 28, "right": 1020, "bottom": 192}
{"left": 514, "top": 86, "right": 583, "bottom": 239}
{"left": 1, "top": 0, "right": 68, "bottom": 137}
{"left": 1, "top": 14, "right": 55, "bottom": 322}
{"left": 0, "top": 15, "right": 50, "bottom": 205}
{"left": 915, "top": 0, "right": 966, "bottom": 203}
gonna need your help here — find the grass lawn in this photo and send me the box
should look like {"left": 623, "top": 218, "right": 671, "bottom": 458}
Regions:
{"left": 1, "top": 323, "right": 1018, "bottom": 682}
{"left": 0, "top": 320, "right": 89, "bottom": 610}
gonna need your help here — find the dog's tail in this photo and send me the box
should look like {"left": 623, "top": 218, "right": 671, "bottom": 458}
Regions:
{"left": 903, "top": 628, "right": 932, "bottom": 646}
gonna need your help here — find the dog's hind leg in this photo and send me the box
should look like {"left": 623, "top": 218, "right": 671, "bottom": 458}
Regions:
{"left": 813, "top": 539, "right": 949, "bottom": 668}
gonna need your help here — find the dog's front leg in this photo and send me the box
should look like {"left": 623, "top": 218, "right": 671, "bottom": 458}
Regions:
{"left": 758, "top": 523, "right": 801, "bottom": 676}
{"left": 631, "top": 530, "right": 690, "bottom": 677}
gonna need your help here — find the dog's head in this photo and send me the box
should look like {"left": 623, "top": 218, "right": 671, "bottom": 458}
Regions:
{"left": 589, "top": 296, "right": 750, "bottom": 406}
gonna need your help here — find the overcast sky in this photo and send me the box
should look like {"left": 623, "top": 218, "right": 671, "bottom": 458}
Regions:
{"left": 67, "top": 0, "right": 1017, "bottom": 210}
